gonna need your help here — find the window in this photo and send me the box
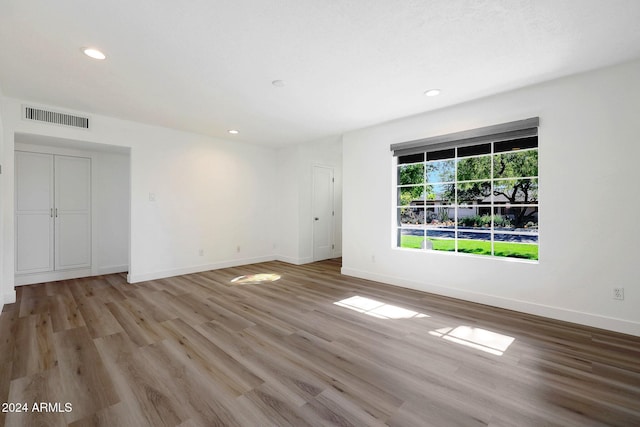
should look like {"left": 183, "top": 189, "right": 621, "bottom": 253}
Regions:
{"left": 392, "top": 118, "right": 539, "bottom": 261}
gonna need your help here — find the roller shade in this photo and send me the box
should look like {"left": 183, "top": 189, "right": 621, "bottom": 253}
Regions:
{"left": 391, "top": 117, "right": 539, "bottom": 157}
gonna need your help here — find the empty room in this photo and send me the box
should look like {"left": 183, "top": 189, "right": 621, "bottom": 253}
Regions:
{"left": 1, "top": 1, "right": 639, "bottom": 426}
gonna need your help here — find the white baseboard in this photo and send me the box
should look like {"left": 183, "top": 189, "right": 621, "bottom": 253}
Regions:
{"left": 275, "top": 255, "right": 314, "bottom": 265}
{"left": 127, "top": 255, "right": 278, "bottom": 283}
{"left": 127, "top": 254, "right": 339, "bottom": 283}
{"left": 341, "top": 267, "right": 640, "bottom": 337}
{"left": 3, "top": 291, "right": 17, "bottom": 305}
{"left": 97, "top": 265, "right": 128, "bottom": 275}
{"left": 15, "top": 268, "right": 92, "bottom": 286}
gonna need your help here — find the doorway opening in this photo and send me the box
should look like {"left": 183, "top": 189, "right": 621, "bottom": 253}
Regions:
{"left": 14, "top": 133, "right": 131, "bottom": 286}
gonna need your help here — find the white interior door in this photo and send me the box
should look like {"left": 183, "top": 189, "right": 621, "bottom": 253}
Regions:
{"left": 15, "top": 151, "right": 54, "bottom": 273}
{"left": 312, "top": 165, "right": 334, "bottom": 261}
{"left": 54, "top": 155, "right": 91, "bottom": 270}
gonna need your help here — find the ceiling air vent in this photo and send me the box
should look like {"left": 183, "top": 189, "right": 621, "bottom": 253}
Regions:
{"left": 23, "top": 106, "right": 90, "bottom": 129}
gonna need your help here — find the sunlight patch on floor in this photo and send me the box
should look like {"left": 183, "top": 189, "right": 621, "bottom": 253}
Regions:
{"left": 230, "top": 273, "right": 281, "bottom": 284}
{"left": 429, "top": 326, "right": 515, "bottom": 356}
{"left": 334, "top": 296, "right": 429, "bottom": 319}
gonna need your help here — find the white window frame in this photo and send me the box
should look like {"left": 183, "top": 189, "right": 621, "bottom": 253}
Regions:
{"left": 395, "top": 139, "right": 539, "bottom": 261}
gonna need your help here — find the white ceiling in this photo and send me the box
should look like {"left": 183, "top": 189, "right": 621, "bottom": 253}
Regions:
{"left": 1, "top": 0, "right": 640, "bottom": 147}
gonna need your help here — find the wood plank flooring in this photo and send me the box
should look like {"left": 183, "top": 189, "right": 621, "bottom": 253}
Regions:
{"left": 1, "top": 259, "right": 639, "bottom": 426}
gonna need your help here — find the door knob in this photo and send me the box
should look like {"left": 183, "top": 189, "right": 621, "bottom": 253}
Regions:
{"left": 314, "top": 217, "right": 319, "bottom": 221}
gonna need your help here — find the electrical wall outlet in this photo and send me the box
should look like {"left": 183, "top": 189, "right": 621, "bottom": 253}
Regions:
{"left": 236, "top": 245, "right": 241, "bottom": 253}
{"left": 198, "top": 249, "right": 204, "bottom": 256}
{"left": 613, "top": 287, "right": 624, "bottom": 300}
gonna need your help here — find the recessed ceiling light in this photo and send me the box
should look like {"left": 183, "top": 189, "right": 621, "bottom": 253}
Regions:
{"left": 228, "top": 130, "right": 239, "bottom": 134}
{"left": 82, "top": 47, "right": 106, "bottom": 60}
{"left": 272, "top": 80, "right": 285, "bottom": 87}
{"left": 424, "top": 89, "right": 441, "bottom": 97}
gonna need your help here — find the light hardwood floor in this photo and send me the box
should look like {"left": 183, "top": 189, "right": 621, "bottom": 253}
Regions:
{"left": 1, "top": 259, "right": 639, "bottom": 426}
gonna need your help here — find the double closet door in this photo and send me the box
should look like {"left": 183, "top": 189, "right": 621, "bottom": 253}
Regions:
{"left": 15, "top": 151, "right": 91, "bottom": 275}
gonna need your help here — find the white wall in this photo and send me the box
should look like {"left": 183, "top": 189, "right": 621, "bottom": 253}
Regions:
{"left": 1, "top": 97, "right": 278, "bottom": 303}
{"left": 93, "top": 151, "right": 130, "bottom": 274}
{"left": 276, "top": 145, "right": 301, "bottom": 263}
{"left": 126, "top": 130, "right": 277, "bottom": 282}
{"left": 0, "top": 90, "right": 6, "bottom": 308}
{"left": 342, "top": 59, "right": 640, "bottom": 336}
{"left": 276, "top": 135, "right": 343, "bottom": 264}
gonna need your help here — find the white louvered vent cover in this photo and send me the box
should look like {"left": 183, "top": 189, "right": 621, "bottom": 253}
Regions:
{"left": 23, "top": 106, "right": 90, "bottom": 129}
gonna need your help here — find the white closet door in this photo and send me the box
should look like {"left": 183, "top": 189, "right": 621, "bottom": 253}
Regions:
{"left": 54, "top": 155, "right": 91, "bottom": 270}
{"left": 15, "top": 151, "right": 54, "bottom": 274}
{"left": 312, "top": 165, "right": 334, "bottom": 261}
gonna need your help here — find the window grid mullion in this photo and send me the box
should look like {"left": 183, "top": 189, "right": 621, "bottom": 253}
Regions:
{"left": 454, "top": 147, "right": 458, "bottom": 253}
{"left": 396, "top": 140, "right": 538, "bottom": 260}
{"left": 490, "top": 142, "right": 495, "bottom": 256}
